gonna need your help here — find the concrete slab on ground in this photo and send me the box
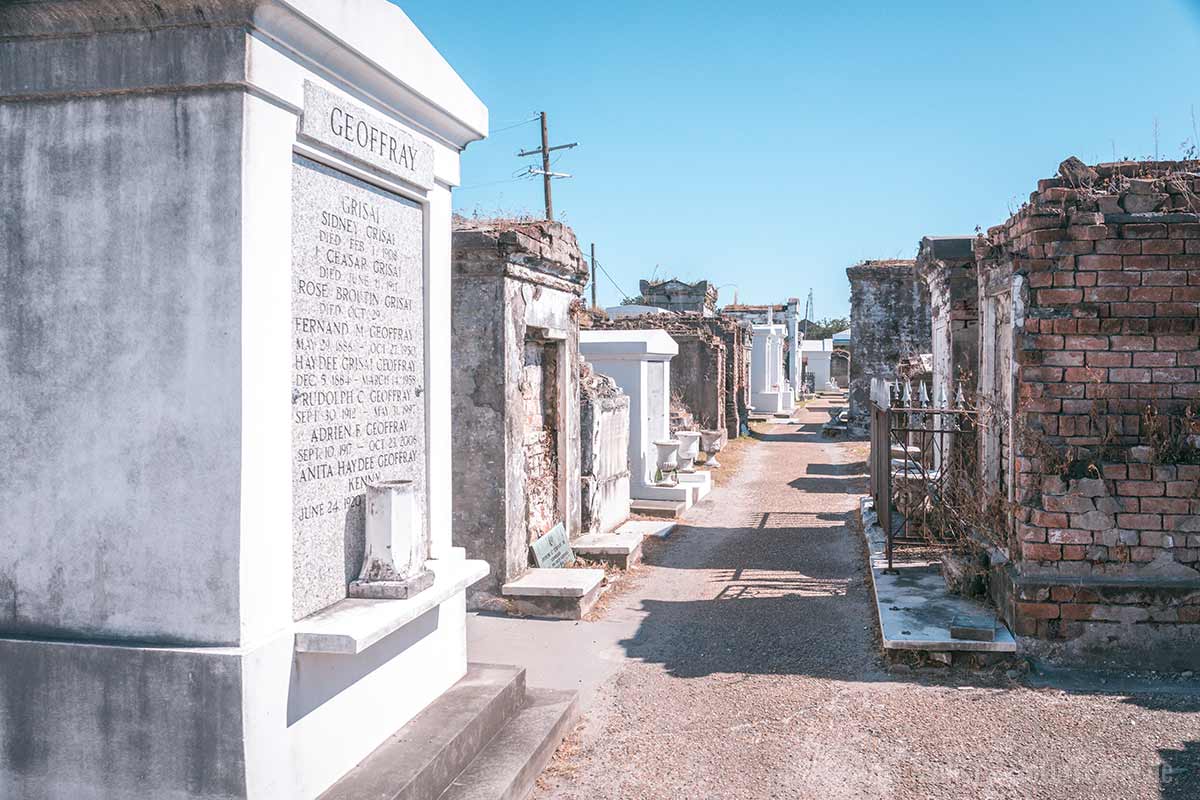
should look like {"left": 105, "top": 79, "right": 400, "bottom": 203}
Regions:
{"left": 629, "top": 498, "right": 686, "bottom": 518}
{"left": 616, "top": 519, "right": 675, "bottom": 539}
{"left": 502, "top": 568, "right": 606, "bottom": 620}
{"left": 572, "top": 530, "right": 643, "bottom": 569}
{"left": 859, "top": 497, "right": 1016, "bottom": 653}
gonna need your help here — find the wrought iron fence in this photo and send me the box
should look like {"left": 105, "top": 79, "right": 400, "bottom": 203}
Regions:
{"left": 869, "top": 378, "right": 979, "bottom": 570}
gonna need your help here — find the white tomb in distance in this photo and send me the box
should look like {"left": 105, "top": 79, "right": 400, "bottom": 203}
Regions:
{"left": 579, "top": 330, "right": 698, "bottom": 511}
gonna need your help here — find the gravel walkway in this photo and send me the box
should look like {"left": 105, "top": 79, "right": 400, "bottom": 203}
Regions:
{"left": 534, "top": 398, "right": 1200, "bottom": 800}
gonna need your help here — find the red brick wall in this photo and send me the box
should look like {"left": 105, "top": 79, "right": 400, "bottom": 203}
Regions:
{"left": 977, "top": 160, "right": 1200, "bottom": 658}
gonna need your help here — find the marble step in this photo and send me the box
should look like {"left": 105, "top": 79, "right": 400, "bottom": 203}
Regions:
{"left": 571, "top": 530, "right": 643, "bottom": 569}
{"left": 501, "top": 568, "right": 606, "bottom": 620}
{"left": 629, "top": 498, "right": 687, "bottom": 519}
{"left": 615, "top": 519, "right": 675, "bottom": 540}
{"left": 438, "top": 688, "right": 579, "bottom": 800}
{"left": 319, "top": 663, "right": 526, "bottom": 800}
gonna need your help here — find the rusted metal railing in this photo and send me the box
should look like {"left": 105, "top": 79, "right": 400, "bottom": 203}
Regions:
{"left": 869, "top": 378, "right": 978, "bottom": 570}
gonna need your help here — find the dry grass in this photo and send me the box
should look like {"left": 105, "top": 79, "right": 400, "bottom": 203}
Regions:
{"left": 534, "top": 721, "right": 586, "bottom": 788}
{"left": 701, "top": 432, "right": 759, "bottom": 488}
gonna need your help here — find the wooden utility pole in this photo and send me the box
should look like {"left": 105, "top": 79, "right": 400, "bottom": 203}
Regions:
{"left": 590, "top": 243, "right": 597, "bottom": 308}
{"left": 540, "top": 112, "right": 553, "bottom": 220}
{"left": 518, "top": 112, "right": 577, "bottom": 221}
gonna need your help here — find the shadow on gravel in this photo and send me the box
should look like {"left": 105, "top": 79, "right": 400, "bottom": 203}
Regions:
{"left": 1159, "top": 740, "right": 1200, "bottom": 799}
{"left": 623, "top": 508, "right": 884, "bottom": 681}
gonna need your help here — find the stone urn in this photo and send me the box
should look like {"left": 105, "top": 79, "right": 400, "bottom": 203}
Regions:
{"left": 699, "top": 429, "right": 724, "bottom": 467}
{"left": 349, "top": 478, "right": 434, "bottom": 599}
{"left": 675, "top": 431, "right": 701, "bottom": 473}
{"left": 653, "top": 439, "right": 680, "bottom": 485}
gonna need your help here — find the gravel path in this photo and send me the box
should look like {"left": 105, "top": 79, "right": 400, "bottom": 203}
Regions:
{"left": 534, "top": 398, "right": 1200, "bottom": 800}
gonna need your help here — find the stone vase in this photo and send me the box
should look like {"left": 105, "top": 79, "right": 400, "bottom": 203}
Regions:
{"left": 676, "top": 431, "right": 701, "bottom": 472}
{"left": 350, "top": 478, "right": 434, "bottom": 599}
{"left": 653, "top": 440, "right": 680, "bottom": 485}
{"left": 700, "top": 429, "right": 724, "bottom": 467}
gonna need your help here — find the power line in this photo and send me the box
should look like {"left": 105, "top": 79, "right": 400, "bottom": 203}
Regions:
{"left": 592, "top": 256, "right": 632, "bottom": 302}
{"left": 489, "top": 114, "right": 539, "bottom": 134}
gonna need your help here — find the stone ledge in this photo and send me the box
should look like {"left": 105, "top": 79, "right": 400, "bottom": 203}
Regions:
{"left": 502, "top": 569, "right": 606, "bottom": 620}
{"left": 572, "top": 531, "right": 643, "bottom": 569}
{"left": 859, "top": 497, "right": 1017, "bottom": 654}
{"left": 502, "top": 568, "right": 604, "bottom": 598}
{"left": 616, "top": 520, "right": 675, "bottom": 539}
{"left": 294, "top": 559, "right": 489, "bottom": 655}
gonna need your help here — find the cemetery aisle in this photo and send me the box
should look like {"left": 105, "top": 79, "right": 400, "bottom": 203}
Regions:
{"left": 529, "top": 397, "right": 1199, "bottom": 800}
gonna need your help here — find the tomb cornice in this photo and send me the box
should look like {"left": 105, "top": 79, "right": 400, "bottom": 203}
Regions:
{"left": 0, "top": 0, "right": 489, "bottom": 151}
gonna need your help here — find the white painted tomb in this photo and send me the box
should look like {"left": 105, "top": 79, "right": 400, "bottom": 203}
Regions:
{"left": 750, "top": 323, "right": 791, "bottom": 415}
{"left": 0, "top": 2, "right": 492, "bottom": 797}
{"left": 802, "top": 338, "right": 835, "bottom": 392}
{"left": 579, "top": 330, "right": 697, "bottom": 510}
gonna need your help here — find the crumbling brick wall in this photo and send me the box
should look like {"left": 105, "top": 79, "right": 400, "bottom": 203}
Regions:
{"left": 975, "top": 157, "right": 1200, "bottom": 668}
{"left": 584, "top": 311, "right": 750, "bottom": 438}
{"left": 579, "top": 361, "right": 631, "bottom": 536}
{"left": 451, "top": 218, "right": 587, "bottom": 604}
{"left": 847, "top": 260, "right": 932, "bottom": 430}
{"left": 639, "top": 279, "right": 718, "bottom": 315}
{"left": 916, "top": 236, "right": 979, "bottom": 404}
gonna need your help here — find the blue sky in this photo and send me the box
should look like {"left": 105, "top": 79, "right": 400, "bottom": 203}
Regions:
{"left": 400, "top": 1, "right": 1200, "bottom": 318}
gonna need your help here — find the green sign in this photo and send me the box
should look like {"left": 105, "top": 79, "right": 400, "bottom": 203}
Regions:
{"left": 530, "top": 523, "right": 574, "bottom": 568}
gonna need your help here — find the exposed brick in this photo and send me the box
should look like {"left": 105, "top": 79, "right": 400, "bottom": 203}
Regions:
{"left": 1022, "top": 543, "right": 1062, "bottom": 561}
{"left": 1077, "top": 254, "right": 1124, "bottom": 270}
{"left": 1110, "top": 336, "right": 1155, "bottom": 350}
{"left": 1038, "top": 288, "right": 1083, "bottom": 305}
{"left": 1110, "top": 368, "right": 1152, "bottom": 383}
{"left": 1017, "top": 601, "right": 1060, "bottom": 619}
{"left": 1095, "top": 239, "right": 1141, "bottom": 255}
{"left": 1048, "top": 528, "right": 1093, "bottom": 544}
{"left": 1133, "top": 351, "right": 1176, "bottom": 367}
{"left": 1130, "top": 287, "right": 1173, "bottom": 302}
{"left": 1060, "top": 604, "right": 1098, "bottom": 620}
{"left": 1153, "top": 367, "right": 1196, "bottom": 383}
{"left": 1117, "top": 481, "right": 1165, "bottom": 496}
{"left": 1119, "top": 513, "right": 1163, "bottom": 529}
{"left": 1142, "top": 239, "right": 1185, "bottom": 254}
{"left": 1124, "top": 254, "right": 1170, "bottom": 269}
{"left": 1083, "top": 287, "right": 1129, "bottom": 303}
{"left": 1121, "top": 223, "right": 1168, "bottom": 239}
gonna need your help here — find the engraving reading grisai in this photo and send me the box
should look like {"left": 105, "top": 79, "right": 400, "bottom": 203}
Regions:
{"left": 291, "top": 155, "right": 426, "bottom": 620}
{"left": 300, "top": 81, "right": 435, "bottom": 190}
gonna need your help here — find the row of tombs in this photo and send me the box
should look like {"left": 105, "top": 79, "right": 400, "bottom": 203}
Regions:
{"left": 449, "top": 218, "right": 802, "bottom": 615}
{"left": 845, "top": 157, "right": 1200, "bottom": 669}
{"left": 0, "top": 3, "right": 803, "bottom": 798}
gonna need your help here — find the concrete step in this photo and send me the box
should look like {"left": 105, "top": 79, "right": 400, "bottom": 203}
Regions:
{"left": 438, "top": 688, "right": 579, "bottom": 800}
{"left": 320, "top": 663, "right": 526, "bottom": 800}
{"left": 571, "top": 530, "right": 643, "bottom": 569}
{"left": 501, "top": 568, "right": 606, "bottom": 620}
{"left": 615, "top": 519, "right": 675, "bottom": 539}
{"left": 629, "top": 498, "right": 686, "bottom": 518}
{"left": 676, "top": 470, "right": 712, "bottom": 501}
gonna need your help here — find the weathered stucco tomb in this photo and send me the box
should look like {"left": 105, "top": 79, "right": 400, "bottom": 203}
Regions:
{"left": 0, "top": 3, "right": 583, "bottom": 797}
{"left": 638, "top": 278, "right": 719, "bottom": 315}
{"left": 915, "top": 236, "right": 980, "bottom": 404}
{"left": 973, "top": 157, "right": 1200, "bottom": 668}
{"left": 847, "top": 259, "right": 932, "bottom": 430}
{"left": 450, "top": 219, "right": 588, "bottom": 604}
